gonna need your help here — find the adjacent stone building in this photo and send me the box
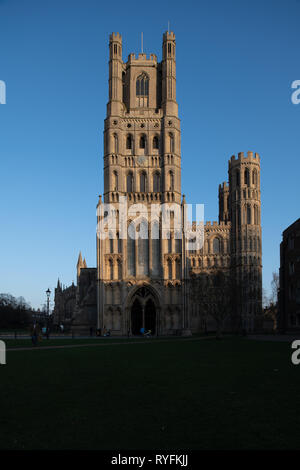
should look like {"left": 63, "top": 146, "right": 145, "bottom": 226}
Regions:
{"left": 278, "top": 218, "right": 300, "bottom": 332}
{"left": 54, "top": 31, "right": 262, "bottom": 335}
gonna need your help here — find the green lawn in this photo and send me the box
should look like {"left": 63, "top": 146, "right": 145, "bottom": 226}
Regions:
{"left": 0, "top": 336, "right": 299, "bottom": 450}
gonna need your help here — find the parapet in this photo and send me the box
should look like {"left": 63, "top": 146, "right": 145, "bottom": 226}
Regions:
{"left": 127, "top": 53, "right": 158, "bottom": 64}
{"left": 204, "top": 221, "right": 230, "bottom": 229}
{"left": 110, "top": 32, "right": 122, "bottom": 43}
{"left": 229, "top": 151, "right": 260, "bottom": 168}
{"left": 163, "top": 31, "right": 176, "bottom": 42}
{"left": 205, "top": 221, "right": 218, "bottom": 227}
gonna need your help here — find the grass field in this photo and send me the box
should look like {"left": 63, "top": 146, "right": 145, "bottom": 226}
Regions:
{"left": 0, "top": 336, "right": 299, "bottom": 450}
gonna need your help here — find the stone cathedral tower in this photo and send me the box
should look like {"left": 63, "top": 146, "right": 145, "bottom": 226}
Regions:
{"left": 54, "top": 31, "right": 263, "bottom": 335}
{"left": 97, "top": 31, "right": 186, "bottom": 336}
{"left": 228, "top": 152, "right": 262, "bottom": 330}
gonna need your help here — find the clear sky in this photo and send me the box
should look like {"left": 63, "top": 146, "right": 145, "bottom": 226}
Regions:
{"left": 0, "top": 0, "right": 299, "bottom": 310}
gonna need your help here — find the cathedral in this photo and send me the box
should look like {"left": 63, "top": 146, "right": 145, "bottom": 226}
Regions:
{"left": 53, "top": 31, "right": 262, "bottom": 335}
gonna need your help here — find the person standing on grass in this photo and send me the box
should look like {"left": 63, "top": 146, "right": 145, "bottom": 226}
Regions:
{"left": 30, "top": 324, "right": 38, "bottom": 346}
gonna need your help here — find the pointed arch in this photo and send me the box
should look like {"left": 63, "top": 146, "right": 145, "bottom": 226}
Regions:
{"left": 127, "top": 171, "right": 133, "bottom": 192}
{"left": 136, "top": 73, "right": 149, "bottom": 96}
{"left": 153, "top": 171, "right": 160, "bottom": 192}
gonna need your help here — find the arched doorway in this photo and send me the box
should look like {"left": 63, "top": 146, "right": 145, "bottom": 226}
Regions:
{"left": 131, "top": 299, "right": 143, "bottom": 335}
{"left": 145, "top": 299, "right": 156, "bottom": 333}
{"left": 130, "top": 286, "right": 157, "bottom": 335}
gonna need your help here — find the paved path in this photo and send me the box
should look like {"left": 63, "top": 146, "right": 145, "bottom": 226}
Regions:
{"left": 6, "top": 335, "right": 215, "bottom": 352}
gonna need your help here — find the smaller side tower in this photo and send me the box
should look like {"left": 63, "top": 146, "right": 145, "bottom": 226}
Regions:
{"left": 218, "top": 182, "right": 230, "bottom": 224}
{"left": 162, "top": 31, "right": 177, "bottom": 116}
{"left": 107, "top": 32, "right": 123, "bottom": 117}
{"left": 228, "top": 151, "right": 262, "bottom": 332}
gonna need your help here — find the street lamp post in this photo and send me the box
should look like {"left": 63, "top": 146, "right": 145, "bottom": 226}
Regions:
{"left": 46, "top": 288, "right": 51, "bottom": 316}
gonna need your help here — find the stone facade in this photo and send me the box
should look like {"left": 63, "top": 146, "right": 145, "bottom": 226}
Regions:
{"left": 279, "top": 218, "right": 300, "bottom": 332}
{"left": 54, "top": 31, "right": 262, "bottom": 335}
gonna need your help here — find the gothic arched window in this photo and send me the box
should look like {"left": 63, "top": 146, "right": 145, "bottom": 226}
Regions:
{"left": 109, "top": 236, "right": 114, "bottom": 254}
{"left": 253, "top": 169, "right": 257, "bottom": 186}
{"left": 136, "top": 73, "right": 149, "bottom": 96}
{"left": 168, "top": 259, "right": 172, "bottom": 280}
{"left": 153, "top": 136, "right": 159, "bottom": 150}
{"left": 137, "top": 219, "right": 149, "bottom": 276}
{"left": 109, "top": 259, "right": 113, "bottom": 280}
{"left": 169, "top": 133, "right": 174, "bottom": 153}
{"left": 127, "top": 172, "right": 133, "bottom": 192}
{"left": 153, "top": 172, "right": 160, "bottom": 192}
{"left": 140, "top": 135, "right": 146, "bottom": 149}
{"left": 213, "top": 238, "right": 220, "bottom": 254}
{"left": 247, "top": 205, "right": 251, "bottom": 225}
{"left": 140, "top": 172, "right": 147, "bottom": 192}
{"left": 151, "top": 221, "right": 160, "bottom": 276}
{"left": 244, "top": 168, "right": 250, "bottom": 187}
{"left": 113, "top": 134, "right": 118, "bottom": 154}
{"left": 113, "top": 171, "right": 118, "bottom": 191}
{"left": 127, "top": 233, "right": 135, "bottom": 276}
{"left": 126, "top": 134, "right": 133, "bottom": 150}
{"left": 168, "top": 171, "right": 174, "bottom": 191}
{"left": 117, "top": 260, "right": 122, "bottom": 280}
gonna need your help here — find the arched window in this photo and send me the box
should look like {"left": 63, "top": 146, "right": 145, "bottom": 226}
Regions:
{"left": 168, "top": 259, "right": 172, "bottom": 280}
{"left": 127, "top": 172, "right": 133, "bottom": 192}
{"left": 236, "top": 169, "right": 240, "bottom": 187}
{"left": 151, "top": 221, "right": 160, "bottom": 276}
{"left": 127, "top": 228, "right": 135, "bottom": 276}
{"left": 247, "top": 205, "right": 251, "bottom": 225}
{"left": 252, "top": 169, "right": 257, "bottom": 186}
{"left": 109, "top": 235, "right": 114, "bottom": 254}
{"left": 136, "top": 73, "right": 149, "bottom": 96}
{"left": 254, "top": 205, "right": 259, "bottom": 225}
{"left": 126, "top": 134, "right": 133, "bottom": 150}
{"left": 109, "top": 259, "right": 113, "bottom": 280}
{"left": 140, "top": 135, "right": 146, "bottom": 149}
{"left": 244, "top": 168, "right": 250, "bottom": 187}
{"left": 153, "top": 172, "right": 160, "bottom": 192}
{"left": 168, "top": 171, "right": 174, "bottom": 191}
{"left": 117, "top": 259, "right": 122, "bottom": 280}
{"left": 213, "top": 238, "right": 220, "bottom": 254}
{"left": 113, "top": 134, "right": 118, "bottom": 154}
{"left": 169, "top": 133, "right": 174, "bottom": 153}
{"left": 112, "top": 171, "right": 118, "bottom": 191}
{"left": 137, "top": 220, "right": 149, "bottom": 276}
{"left": 153, "top": 136, "right": 159, "bottom": 150}
{"left": 140, "top": 172, "right": 147, "bottom": 192}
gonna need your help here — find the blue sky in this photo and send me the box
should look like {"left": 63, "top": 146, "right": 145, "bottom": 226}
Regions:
{"left": 0, "top": 0, "right": 299, "bottom": 309}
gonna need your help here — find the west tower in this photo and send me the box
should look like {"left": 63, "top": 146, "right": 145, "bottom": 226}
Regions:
{"left": 97, "top": 32, "right": 185, "bottom": 335}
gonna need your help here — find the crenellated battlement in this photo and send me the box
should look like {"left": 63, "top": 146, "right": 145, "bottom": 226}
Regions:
{"left": 203, "top": 220, "right": 231, "bottom": 229}
{"left": 110, "top": 32, "right": 122, "bottom": 42}
{"left": 163, "top": 31, "right": 176, "bottom": 41}
{"left": 127, "top": 53, "right": 158, "bottom": 64}
{"left": 229, "top": 151, "right": 260, "bottom": 168}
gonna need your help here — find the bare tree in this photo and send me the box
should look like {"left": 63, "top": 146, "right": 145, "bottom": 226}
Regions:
{"left": 270, "top": 271, "right": 279, "bottom": 305}
{"left": 190, "top": 270, "right": 236, "bottom": 338}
